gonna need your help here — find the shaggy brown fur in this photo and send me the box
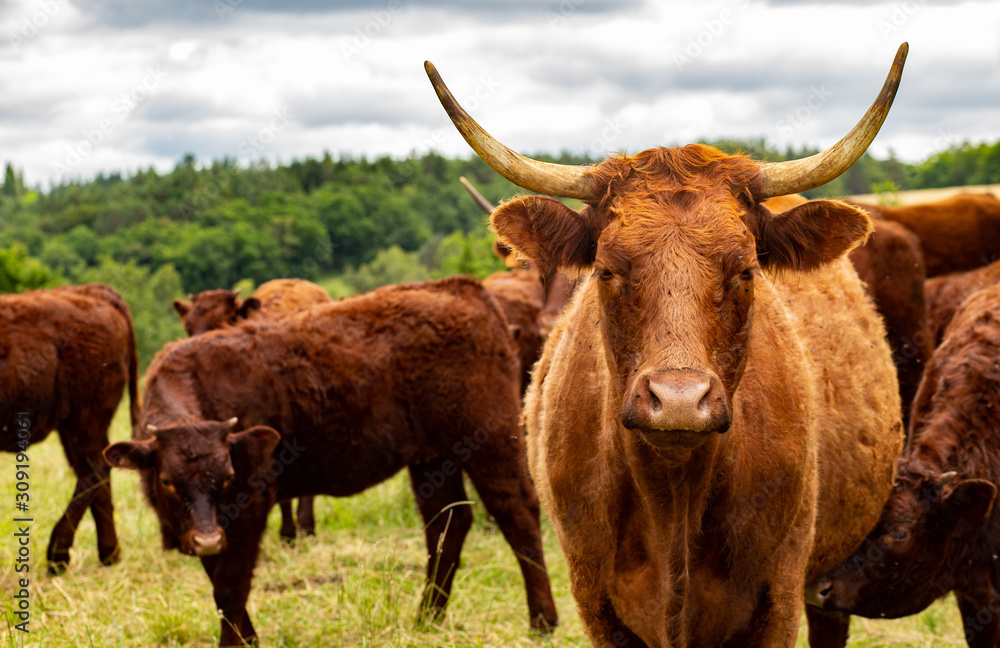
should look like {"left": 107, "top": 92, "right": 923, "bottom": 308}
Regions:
{"left": 849, "top": 193, "right": 1000, "bottom": 277}
{"left": 173, "top": 278, "right": 331, "bottom": 336}
{"left": 106, "top": 277, "right": 557, "bottom": 647}
{"left": 925, "top": 259, "right": 1000, "bottom": 348}
{"left": 806, "top": 282, "right": 1000, "bottom": 648}
{"left": 1, "top": 284, "right": 139, "bottom": 571}
{"left": 764, "top": 195, "right": 932, "bottom": 427}
{"left": 493, "top": 145, "right": 903, "bottom": 647}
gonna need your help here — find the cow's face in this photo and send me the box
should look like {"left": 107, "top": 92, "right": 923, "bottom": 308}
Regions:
{"left": 104, "top": 420, "right": 279, "bottom": 556}
{"left": 492, "top": 146, "right": 871, "bottom": 454}
{"left": 173, "top": 290, "right": 260, "bottom": 336}
{"left": 805, "top": 464, "right": 996, "bottom": 617}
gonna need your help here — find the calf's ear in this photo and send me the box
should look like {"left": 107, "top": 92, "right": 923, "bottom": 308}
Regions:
{"left": 754, "top": 200, "right": 873, "bottom": 271}
{"left": 236, "top": 297, "right": 262, "bottom": 319}
{"left": 491, "top": 196, "right": 597, "bottom": 279}
{"left": 942, "top": 478, "right": 997, "bottom": 538}
{"left": 104, "top": 439, "right": 158, "bottom": 470}
{"left": 228, "top": 426, "right": 282, "bottom": 472}
{"left": 172, "top": 299, "right": 192, "bottom": 318}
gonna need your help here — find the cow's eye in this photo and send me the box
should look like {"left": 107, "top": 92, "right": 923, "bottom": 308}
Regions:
{"left": 598, "top": 267, "right": 614, "bottom": 282}
{"left": 891, "top": 529, "right": 909, "bottom": 541}
{"left": 740, "top": 268, "right": 754, "bottom": 281}
{"left": 160, "top": 477, "right": 173, "bottom": 489}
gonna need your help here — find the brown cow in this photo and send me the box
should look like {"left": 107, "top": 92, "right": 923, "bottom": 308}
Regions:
{"left": 848, "top": 193, "right": 1000, "bottom": 277}
{"left": 925, "top": 258, "right": 1000, "bottom": 348}
{"left": 481, "top": 268, "right": 544, "bottom": 393}
{"left": 1, "top": 283, "right": 139, "bottom": 571}
{"left": 172, "top": 277, "right": 331, "bottom": 336}
{"left": 174, "top": 278, "right": 331, "bottom": 541}
{"left": 427, "top": 44, "right": 907, "bottom": 647}
{"left": 805, "top": 282, "right": 1000, "bottom": 648}
{"left": 105, "top": 277, "right": 557, "bottom": 647}
{"left": 764, "top": 195, "right": 932, "bottom": 427}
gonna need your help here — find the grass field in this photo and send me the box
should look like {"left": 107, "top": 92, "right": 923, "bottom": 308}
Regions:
{"left": 0, "top": 405, "right": 970, "bottom": 647}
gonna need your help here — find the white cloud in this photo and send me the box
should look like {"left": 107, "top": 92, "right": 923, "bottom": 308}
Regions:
{"left": 0, "top": 0, "right": 998, "bottom": 187}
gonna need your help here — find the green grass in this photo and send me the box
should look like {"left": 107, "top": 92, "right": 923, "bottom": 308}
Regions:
{"left": 0, "top": 405, "right": 969, "bottom": 647}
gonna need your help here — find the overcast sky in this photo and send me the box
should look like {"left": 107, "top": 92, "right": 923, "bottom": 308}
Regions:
{"left": 1, "top": 0, "right": 998, "bottom": 188}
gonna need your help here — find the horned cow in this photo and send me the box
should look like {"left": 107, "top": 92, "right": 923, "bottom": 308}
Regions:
{"left": 427, "top": 43, "right": 907, "bottom": 647}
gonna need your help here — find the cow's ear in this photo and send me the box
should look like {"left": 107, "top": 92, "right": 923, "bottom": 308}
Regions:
{"left": 941, "top": 478, "right": 996, "bottom": 538}
{"left": 228, "top": 426, "right": 281, "bottom": 472}
{"left": 236, "top": 297, "right": 261, "bottom": 320}
{"left": 173, "top": 299, "right": 192, "bottom": 318}
{"left": 104, "top": 439, "right": 158, "bottom": 470}
{"left": 491, "top": 196, "right": 597, "bottom": 278}
{"left": 754, "top": 200, "right": 873, "bottom": 271}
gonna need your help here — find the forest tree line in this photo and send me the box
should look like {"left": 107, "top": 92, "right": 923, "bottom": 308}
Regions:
{"left": 2, "top": 138, "right": 999, "bottom": 367}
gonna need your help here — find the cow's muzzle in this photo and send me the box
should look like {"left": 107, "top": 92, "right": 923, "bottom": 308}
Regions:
{"left": 187, "top": 530, "right": 226, "bottom": 556}
{"left": 622, "top": 368, "right": 731, "bottom": 443}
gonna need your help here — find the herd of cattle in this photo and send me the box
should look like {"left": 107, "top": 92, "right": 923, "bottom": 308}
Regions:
{"left": 4, "top": 42, "right": 1000, "bottom": 647}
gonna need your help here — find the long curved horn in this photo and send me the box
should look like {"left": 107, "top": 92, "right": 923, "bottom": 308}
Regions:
{"left": 459, "top": 176, "right": 495, "bottom": 214}
{"left": 425, "top": 61, "right": 594, "bottom": 200}
{"left": 757, "top": 43, "right": 908, "bottom": 199}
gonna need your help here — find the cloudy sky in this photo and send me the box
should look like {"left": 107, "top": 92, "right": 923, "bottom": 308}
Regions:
{"left": 1, "top": 0, "right": 998, "bottom": 188}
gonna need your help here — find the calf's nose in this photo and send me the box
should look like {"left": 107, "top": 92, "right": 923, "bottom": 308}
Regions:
{"left": 191, "top": 531, "right": 225, "bottom": 556}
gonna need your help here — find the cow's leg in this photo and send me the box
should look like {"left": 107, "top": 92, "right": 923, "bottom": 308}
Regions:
{"left": 463, "top": 439, "right": 558, "bottom": 633}
{"left": 296, "top": 496, "right": 316, "bottom": 536}
{"left": 408, "top": 457, "right": 473, "bottom": 623}
{"left": 956, "top": 583, "right": 1000, "bottom": 648}
{"left": 278, "top": 500, "right": 296, "bottom": 542}
{"left": 804, "top": 607, "right": 850, "bottom": 648}
{"left": 49, "top": 426, "right": 118, "bottom": 571}
{"left": 200, "top": 521, "right": 267, "bottom": 647}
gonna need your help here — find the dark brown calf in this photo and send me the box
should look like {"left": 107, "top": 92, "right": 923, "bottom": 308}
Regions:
{"left": 925, "top": 258, "right": 1000, "bottom": 348}
{"left": 849, "top": 193, "right": 1000, "bottom": 277}
{"left": 106, "top": 277, "right": 557, "bottom": 647}
{"left": 174, "top": 278, "right": 332, "bottom": 541}
{"left": 806, "top": 282, "right": 1000, "bottom": 648}
{"left": 1, "top": 284, "right": 139, "bottom": 571}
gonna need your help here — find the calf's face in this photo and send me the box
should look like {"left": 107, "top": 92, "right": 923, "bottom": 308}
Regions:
{"left": 173, "top": 290, "right": 261, "bottom": 336}
{"left": 806, "top": 465, "right": 996, "bottom": 617}
{"left": 105, "top": 419, "right": 280, "bottom": 556}
{"left": 492, "top": 148, "right": 872, "bottom": 454}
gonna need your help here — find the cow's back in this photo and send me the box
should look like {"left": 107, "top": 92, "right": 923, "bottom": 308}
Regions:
{"left": 925, "top": 259, "right": 1000, "bottom": 347}
{"left": 0, "top": 286, "right": 134, "bottom": 449}
{"left": 866, "top": 194, "right": 1000, "bottom": 277}
{"left": 249, "top": 278, "right": 331, "bottom": 317}
{"left": 144, "top": 277, "right": 520, "bottom": 498}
